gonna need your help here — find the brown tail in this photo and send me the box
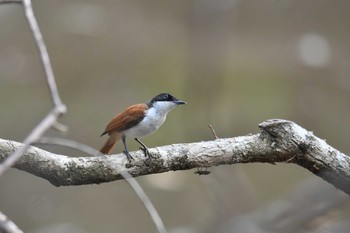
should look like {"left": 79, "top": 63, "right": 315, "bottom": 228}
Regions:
{"left": 99, "top": 132, "right": 121, "bottom": 155}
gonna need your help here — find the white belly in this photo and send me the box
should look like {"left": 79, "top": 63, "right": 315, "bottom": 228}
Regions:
{"left": 122, "top": 108, "right": 167, "bottom": 138}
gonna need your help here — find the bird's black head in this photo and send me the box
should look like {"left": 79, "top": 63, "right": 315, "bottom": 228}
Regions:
{"left": 147, "top": 93, "right": 186, "bottom": 106}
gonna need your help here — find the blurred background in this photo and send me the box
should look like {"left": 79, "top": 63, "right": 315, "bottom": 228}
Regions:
{"left": 1, "top": 0, "right": 350, "bottom": 232}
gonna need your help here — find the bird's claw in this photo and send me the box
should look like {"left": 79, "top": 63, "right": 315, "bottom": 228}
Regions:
{"left": 123, "top": 150, "right": 134, "bottom": 162}
{"left": 139, "top": 146, "right": 153, "bottom": 159}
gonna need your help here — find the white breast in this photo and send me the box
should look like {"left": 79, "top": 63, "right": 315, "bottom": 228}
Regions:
{"left": 123, "top": 101, "right": 177, "bottom": 138}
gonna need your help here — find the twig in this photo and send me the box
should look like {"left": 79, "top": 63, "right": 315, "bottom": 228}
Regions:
{"left": 52, "top": 122, "right": 69, "bottom": 133}
{"left": 23, "top": 0, "right": 64, "bottom": 107}
{"left": 208, "top": 124, "right": 219, "bottom": 139}
{"left": 0, "top": 109, "right": 64, "bottom": 176}
{"left": 0, "top": 211, "right": 23, "bottom": 233}
{"left": 0, "top": 0, "right": 21, "bottom": 4}
{"left": 0, "top": 0, "right": 66, "bottom": 177}
{"left": 35, "top": 137, "right": 103, "bottom": 156}
{"left": 286, "top": 154, "right": 296, "bottom": 163}
{"left": 1, "top": 2, "right": 166, "bottom": 232}
{"left": 121, "top": 171, "right": 167, "bottom": 233}
{"left": 33, "top": 137, "right": 167, "bottom": 233}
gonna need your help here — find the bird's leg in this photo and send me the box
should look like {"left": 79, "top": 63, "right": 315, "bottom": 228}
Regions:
{"left": 134, "top": 138, "right": 152, "bottom": 158}
{"left": 122, "top": 135, "right": 134, "bottom": 161}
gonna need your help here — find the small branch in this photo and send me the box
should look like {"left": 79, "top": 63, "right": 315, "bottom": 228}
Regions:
{"left": 34, "top": 137, "right": 167, "bottom": 233}
{"left": 1, "top": 120, "right": 350, "bottom": 195}
{"left": 23, "top": 0, "right": 65, "bottom": 107}
{"left": 208, "top": 124, "right": 219, "bottom": 139}
{"left": 52, "top": 122, "right": 69, "bottom": 133}
{"left": 0, "top": 108, "right": 64, "bottom": 176}
{"left": 0, "top": 211, "right": 23, "bottom": 233}
{"left": 121, "top": 171, "right": 167, "bottom": 233}
{"left": 36, "top": 137, "right": 104, "bottom": 156}
{"left": 0, "top": 0, "right": 66, "bottom": 177}
{"left": 0, "top": 0, "right": 21, "bottom": 4}
{"left": 1, "top": 2, "right": 166, "bottom": 232}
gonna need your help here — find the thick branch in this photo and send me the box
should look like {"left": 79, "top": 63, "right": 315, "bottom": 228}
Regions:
{"left": 1, "top": 120, "right": 349, "bottom": 194}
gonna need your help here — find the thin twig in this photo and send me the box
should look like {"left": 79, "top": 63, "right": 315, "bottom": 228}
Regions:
{"left": 208, "top": 124, "right": 219, "bottom": 139}
{"left": 23, "top": 0, "right": 64, "bottom": 107}
{"left": 52, "top": 122, "right": 69, "bottom": 133}
{"left": 0, "top": 109, "right": 64, "bottom": 176}
{"left": 34, "top": 137, "right": 167, "bottom": 233}
{"left": 121, "top": 171, "right": 167, "bottom": 233}
{"left": 0, "top": 211, "right": 24, "bottom": 233}
{"left": 1, "top": 1, "right": 166, "bottom": 232}
{"left": 0, "top": 0, "right": 66, "bottom": 176}
{"left": 0, "top": 1, "right": 65, "bottom": 231}
{"left": 36, "top": 137, "right": 102, "bottom": 156}
{"left": 0, "top": 0, "right": 21, "bottom": 4}
{"left": 1, "top": 1, "right": 165, "bottom": 231}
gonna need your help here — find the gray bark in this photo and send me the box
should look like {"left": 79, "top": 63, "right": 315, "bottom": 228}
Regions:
{"left": 1, "top": 119, "right": 349, "bottom": 195}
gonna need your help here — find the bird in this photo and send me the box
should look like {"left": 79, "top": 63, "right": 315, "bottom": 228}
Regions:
{"left": 99, "top": 93, "right": 186, "bottom": 161}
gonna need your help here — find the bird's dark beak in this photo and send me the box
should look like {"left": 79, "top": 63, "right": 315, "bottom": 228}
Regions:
{"left": 174, "top": 99, "right": 186, "bottom": 105}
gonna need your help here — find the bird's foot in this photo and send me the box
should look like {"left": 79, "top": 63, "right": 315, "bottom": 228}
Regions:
{"left": 139, "top": 146, "right": 154, "bottom": 159}
{"left": 123, "top": 150, "right": 134, "bottom": 162}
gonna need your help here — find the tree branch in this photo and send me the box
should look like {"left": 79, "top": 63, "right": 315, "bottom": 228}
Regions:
{"left": 35, "top": 136, "right": 168, "bottom": 233}
{"left": 1, "top": 119, "right": 349, "bottom": 195}
{"left": 22, "top": 0, "right": 64, "bottom": 107}
{"left": 0, "top": 0, "right": 67, "bottom": 177}
{"left": 0, "top": 0, "right": 21, "bottom": 4}
{"left": 0, "top": 211, "right": 23, "bottom": 233}
{"left": 1, "top": 2, "right": 167, "bottom": 232}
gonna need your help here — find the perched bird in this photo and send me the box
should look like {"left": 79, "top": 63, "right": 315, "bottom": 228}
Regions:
{"left": 100, "top": 93, "right": 186, "bottom": 161}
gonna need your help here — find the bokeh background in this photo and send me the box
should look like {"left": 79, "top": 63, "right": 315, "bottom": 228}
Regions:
{"left": 1, "top": 1, "right": 350, "bottom": 232}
